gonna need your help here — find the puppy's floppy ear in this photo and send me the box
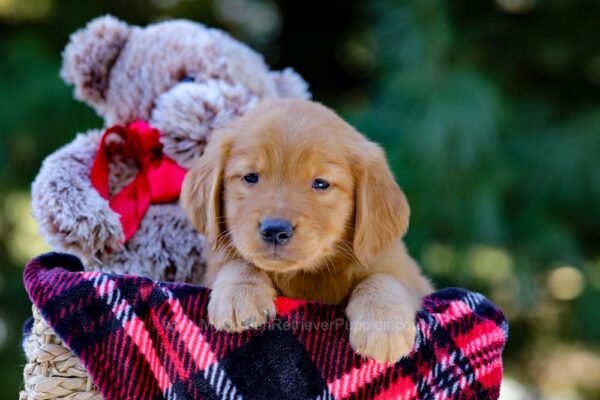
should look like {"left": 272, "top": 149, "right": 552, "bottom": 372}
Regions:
{"left": 352, "top": 140, "right": 410, "bottom": 266}
{"left": 181, "top": 131, "right": 232, "bottom": 249}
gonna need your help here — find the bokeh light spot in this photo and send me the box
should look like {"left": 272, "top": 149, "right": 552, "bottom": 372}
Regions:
{"left": 422, "top": 243, "right": 455, "bottom": 276}
{"left": 0, "top": 0, "right": 52, "bottom": 20}
{"left": 4, "top": 191, "right": 50, "bottom": 265}
{"left": 499, "top": 377, "right": 536, "bottom": 400}
{"left": 215, "top": 0, "right": 281, "bottom": 42}
{"left": 338, "top": 40, "right": 374, "bottom": 75}
{"left": 589, "top": 258, "right": 600, "bottom": 290}
{"left": 547, "top": 266, "right": 584, "bottom": 301}
{"left": 466, "top": 245, "right": 513, "bottom": 283}
{"left": 496, "top": 0, "right": 536, "bottom": 14}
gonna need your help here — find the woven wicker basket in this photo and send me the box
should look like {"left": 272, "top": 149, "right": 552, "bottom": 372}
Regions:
{"left": 20, "top": 306, "right": 101, "bottom": 400}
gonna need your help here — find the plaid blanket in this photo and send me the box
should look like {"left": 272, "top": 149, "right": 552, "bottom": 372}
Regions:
{"left": 24, "top": 252, "right": 508, "bottom": 400}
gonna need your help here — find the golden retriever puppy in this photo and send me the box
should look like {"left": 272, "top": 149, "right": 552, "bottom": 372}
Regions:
{"left": 182, "top": 98, "right": 432, "bottom": 363}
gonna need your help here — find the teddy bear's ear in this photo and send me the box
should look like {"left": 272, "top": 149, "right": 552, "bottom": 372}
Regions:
{"left": 270, "top": 68, "right": 312, "bottom": 100}
{"left": 61, "top": 15, "right": 131, "bottom": 109}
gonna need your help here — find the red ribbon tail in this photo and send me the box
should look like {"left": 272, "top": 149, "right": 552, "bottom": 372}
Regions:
{"left": 110, "top": 175, "right": 152, "bottom": 242}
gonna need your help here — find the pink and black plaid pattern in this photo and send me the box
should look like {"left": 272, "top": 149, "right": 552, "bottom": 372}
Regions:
{"left": 24, "top": 253, "right": 508, "bottom": 400}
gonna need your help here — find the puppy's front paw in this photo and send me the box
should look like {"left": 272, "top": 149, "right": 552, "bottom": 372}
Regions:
{"left": 347, "top": 301, "right": 418, "bottom": 364}
{"left": 208, "top": 282, "right": 276, "bottom": 332}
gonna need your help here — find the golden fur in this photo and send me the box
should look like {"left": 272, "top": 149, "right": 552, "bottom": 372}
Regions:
{"left": 182, "top": 98, "right": 432, "bottom": 363}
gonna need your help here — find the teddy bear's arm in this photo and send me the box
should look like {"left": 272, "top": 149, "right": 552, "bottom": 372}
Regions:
{"left": 31, "top": 130, "right": 123, "bottom": 258}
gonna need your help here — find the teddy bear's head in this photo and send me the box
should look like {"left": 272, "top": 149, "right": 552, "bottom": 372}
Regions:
{"left": 61, "top": 15, "right": 309, "bottom": 167}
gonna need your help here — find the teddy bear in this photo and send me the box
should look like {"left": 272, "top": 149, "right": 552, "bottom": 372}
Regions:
{"left": 31, "top": 15, "right": 310, "bottom": 282}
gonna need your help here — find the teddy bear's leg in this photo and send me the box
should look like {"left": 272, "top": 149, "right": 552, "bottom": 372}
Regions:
{"left": 31, "top": 129, "right": 124, "bottom": 260}
{"left": 123, "top": 204, "right": 207, "bottom": 283}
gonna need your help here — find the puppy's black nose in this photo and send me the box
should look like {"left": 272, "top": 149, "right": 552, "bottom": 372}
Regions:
{"left": 259, "top": 218, "right": 294, "bottom": 246}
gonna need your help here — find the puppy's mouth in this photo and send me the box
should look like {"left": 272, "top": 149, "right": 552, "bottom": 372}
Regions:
{"left": 247, "top": 248, "right": 307, "bottom": 272}
{"left": 230, "top": 228, "right": 326, "bottom": 273}
{"left": 254, "top": 249, "right": 296, "bottom": 263}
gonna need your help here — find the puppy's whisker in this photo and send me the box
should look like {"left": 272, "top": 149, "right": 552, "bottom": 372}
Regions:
{"left": 333, "top": 242, "right": 364, "bottom": 268}
{"left": 332, "top": 247, "right": 355, "bottom": 263}
{"left": 217, "top": 234, "right": 236, "bottom": 250}
{"left": 215, "top": 230, "right": 230, "bottom": 242}
{"left": 323, "top": 257, "right": 334, "bottom": 276}
{"left": 222, "top": 243, "right": 239, "bottom": 263}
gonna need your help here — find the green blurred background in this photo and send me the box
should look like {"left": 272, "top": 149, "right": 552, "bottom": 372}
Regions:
{"left": 1, "top": 0, "right": 599, "bottom": 399}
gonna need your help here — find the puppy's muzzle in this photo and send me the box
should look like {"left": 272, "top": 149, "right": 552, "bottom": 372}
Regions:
{"left": 259, "top": 218, "right": 294, "bottom": 246}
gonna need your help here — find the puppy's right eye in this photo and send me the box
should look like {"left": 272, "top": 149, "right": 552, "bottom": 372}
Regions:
{"left": 243, "top": 173, "right": 259, "bottom": 184}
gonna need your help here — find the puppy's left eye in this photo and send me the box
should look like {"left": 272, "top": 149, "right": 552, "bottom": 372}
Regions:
{"left": 243, "top": 173, "right": 259, "bottom": 184}
{"left": 312, "top": 178, "right": 330, "bottom": 190}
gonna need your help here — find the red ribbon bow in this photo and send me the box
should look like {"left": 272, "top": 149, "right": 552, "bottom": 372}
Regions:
{"left": 91, "top": 120, "right": 188, "bottom": 242}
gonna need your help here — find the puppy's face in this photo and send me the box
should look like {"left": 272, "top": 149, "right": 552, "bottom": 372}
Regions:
{"left": 182, "top": 99, "right": 409, "bottom": 273}
{"left": 222, "top": 114, "right": 355, "bottom": 272}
